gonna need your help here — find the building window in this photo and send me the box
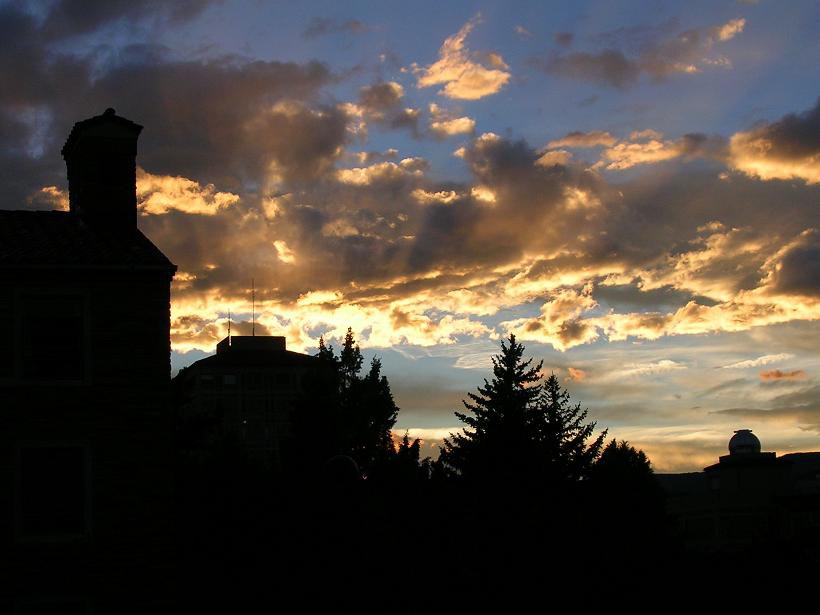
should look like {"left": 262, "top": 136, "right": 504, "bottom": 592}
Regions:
{"left": 20, "top": 294, "right": 86, "bottom": 381}
{"left": 16, "top": 445, "right": 90, "bottom": 539}
{"left": 223, "top": 374, "right": 237, "bottom": 386}
{"left": 200, "top": 373, "right": 215, "bottom": 389}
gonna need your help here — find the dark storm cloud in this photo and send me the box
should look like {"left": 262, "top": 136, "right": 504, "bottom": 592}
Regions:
{"left": 772, "top": 231, "right": 820, "bottom": 297}
{"left": 539, "top": 49, "right": 641, "bottom": 89}
{"left": 42, "top": 0, "right": 220, "bottom": 39}
{"left": 0, "top": 1, "right": 338, "bottom": 204}
{"left": 303, "top": 17, "right": 367, "bottom": 39}
{"left": 358, "top": 82, "right": 404, "bottom": 112}
{"left": 356, "top": 81, "right": 420, "bottom": 136}
{"left": 728, "top": 98, "right": 820, "bottom": 183}
{"left": 742, "top": 98, "right": 820, "bottom": 161}
{"left": 535, "top": 17, "right": 744, "bottom": 89}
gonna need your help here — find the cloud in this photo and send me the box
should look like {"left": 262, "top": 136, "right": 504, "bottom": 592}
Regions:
{"left": 597, "top": 131, "right": 727, "bottom": 170}
{"left": 515, "top": 25, "right": 533, "bottom": 40}
{"left": 768, "top": 230, "right": 820, "bottom": 297}
{"left": 303, "top": 17, "right": 367, "bottom": 38}
{"left": 42, "top": 0, "right": 219, "bottom": 39}
{"left": 721, "top": 353, "right": 794, "bottom": 369}
{"left": 759, "top": 369, "right": 806, "bottom": 381}
{"left": 715, "top": 18, "right": 746, "bottom": 41}
{"left": 728, "top": 98, "right": 820, "bottom": 184}
{"left": 712, "top": 385, "right": 820, "bottom": 433}
{"left": 428, "top": 104, "right": 476, "bottom": 137}
{"left": 336, "top": 159, "right": 427, "bottom": 186}
{"left": 137, "top": 168, "right": 240, "bottom": 215}
{"left": 547, "top": 131, "right": 616, "bottom": 149}
{"left": 430, "top": 116, "right": 476, "bottom": 136}
{"left": 567, "top": 367, "right": 587, "bottom": 381}
{"left": 358, "top": 81, "right": 404, "bottom": 114}
{"left": 536, "top": 17, "right": 745, "bottom": 89}
{"left": 3, "top": 7, "right": 817, "bottom": 365}
{"left": 607, "top": 360, "right": 687, "bottom": 380}
{"left": 535, "top": 150, "right": 572, "bottom": 167}
{"left": 415, "top": 15, "right": 511, "bottom": 100}
{"left": 26, "top": 185, "right": 69, "bottom": 211}
{"left": 601, "top": 138, "right": 683, "bottom": 169}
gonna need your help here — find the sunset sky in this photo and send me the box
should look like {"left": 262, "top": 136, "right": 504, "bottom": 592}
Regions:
{"left": 3, "top": 0, "right": 819, "bottom": 471}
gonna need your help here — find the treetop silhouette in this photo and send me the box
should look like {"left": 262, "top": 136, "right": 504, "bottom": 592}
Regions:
{"left": 439, "top": 334, "right": 606, "bottom": 484}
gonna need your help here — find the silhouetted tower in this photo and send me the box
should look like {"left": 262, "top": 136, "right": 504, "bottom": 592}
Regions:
{"left": 61, "top": 107, "right": 142, "bottom": 232}
{"left": 0, "top": 108, "right": 176, "bottom": 603}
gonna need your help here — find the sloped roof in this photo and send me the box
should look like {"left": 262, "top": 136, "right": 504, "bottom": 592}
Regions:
{"left": 0, "top": 210, "right": 175, "bottom": 271}
{"left": 189, "top": 348, "right": 317, "bottom": 370}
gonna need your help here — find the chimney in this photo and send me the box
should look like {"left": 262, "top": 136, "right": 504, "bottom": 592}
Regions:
{"left": 61, "top": 108, "right": 143, "bottom": 232}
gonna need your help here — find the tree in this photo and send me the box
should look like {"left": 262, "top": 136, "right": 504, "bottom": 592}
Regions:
{"left": 533, "top": 373, "right": 606, "bottom": 483}
{"left": 439, "top": 334, "right": 543, "bottom": 481}
{"left": 290, "top": 328, "right": 399, "bottom": 477}
{"left": 589, "top": 439, "right": 666, "bottom": 546}
{"left": 592, "top": 439, "right": 653, "bottom": 484}
{"left": 439, "top": 335, "right": 608, "bottom": 485}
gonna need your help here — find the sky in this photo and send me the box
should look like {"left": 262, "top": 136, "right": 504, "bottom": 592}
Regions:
{"left": 2, "top": 0, "right": 819, "bottom": 471}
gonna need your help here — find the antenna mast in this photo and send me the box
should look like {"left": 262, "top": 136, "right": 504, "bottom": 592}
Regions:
{"left": 252, "top": 278, "right": 255, "bottom": 337}
{"left": 227, "top": 307, "right": 231, "bottom": 345}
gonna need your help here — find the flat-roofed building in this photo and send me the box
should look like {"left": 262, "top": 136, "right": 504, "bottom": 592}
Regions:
{"left": 173, "top": 335, "right": 316, "bottom": 468}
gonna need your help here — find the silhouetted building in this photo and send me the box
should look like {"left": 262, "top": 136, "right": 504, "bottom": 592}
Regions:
{"left": 0, "top": 109, "right": 177, "bottom": 605}
{"left": 173, "top": 335, "right": 316, "bottom": 468}
{"left": 658, "top": 429, "right": 820, "bottom": 552}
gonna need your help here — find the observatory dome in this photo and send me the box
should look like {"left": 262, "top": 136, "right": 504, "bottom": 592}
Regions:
{"left": 729, "top": 429, "right": 761, "bottom": 455}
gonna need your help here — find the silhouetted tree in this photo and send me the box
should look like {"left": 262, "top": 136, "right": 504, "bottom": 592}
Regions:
{"left": 291, "top": 328, "right": 399, "bottom": 477}
{"left": 370, "top": 431, "right": 431, "bottom": 482}
{"left": 532, "top": 373, "right": 606, "bottom": 483}
{"left": 592, "top": 439, "right": 653, "bottom": 485}
{"left": 439, "top": 334, "right": 543, "bottom": 481}
{"left": 589, "top": 439, "right": 666, "bottom": 547}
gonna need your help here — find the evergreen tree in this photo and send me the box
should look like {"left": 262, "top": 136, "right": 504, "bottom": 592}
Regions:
{"left": 592, "top": 439, "right": 653, "bottom": 483}
{"left": 533, "top": 373, "right": 606, "bottom": 483}
{"left": 589, "top": 439, "right": 666, "bottom": 545}
{"left": 291, "top": 328, "right": 399, "bottom": 477}
{"left": 440, "top": 334, "right": 542, "bottom": 480}
{"left": 349, "top": 356, "right": 399, "bottom": 472}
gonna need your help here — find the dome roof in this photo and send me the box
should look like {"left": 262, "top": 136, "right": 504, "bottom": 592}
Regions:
{"left": 729, "top": 429, "right": 761, "bottom": 455}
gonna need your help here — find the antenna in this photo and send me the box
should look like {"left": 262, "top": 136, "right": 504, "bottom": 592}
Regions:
{"left": 227, "top": 307, "right": 231, "bottom": 345}
{"left": 252, "top": 278, "right": 255, "bottom": 337}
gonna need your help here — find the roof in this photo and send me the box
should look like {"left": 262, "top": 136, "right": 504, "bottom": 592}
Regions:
{"left": 0, "top": 210, "right": 175, "bottom": 272}
{"left": 185, "top": 348, "right": 318, "bottom": 371}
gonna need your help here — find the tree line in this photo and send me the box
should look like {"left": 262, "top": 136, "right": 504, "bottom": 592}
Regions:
{"left": 289, "top": 329, "right": 656, "bottom": 495}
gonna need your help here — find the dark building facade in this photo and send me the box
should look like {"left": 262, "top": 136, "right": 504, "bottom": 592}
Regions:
{"left": 658, "top": 430, "right": 820, "bottom": 553}
{"left": 174, "top": 335, "right": 316, "bottom": 468}
{"left": 0, "top": 109, "right": 177, "bottom": 609}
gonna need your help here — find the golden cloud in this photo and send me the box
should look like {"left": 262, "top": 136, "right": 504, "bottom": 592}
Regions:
{"left": 547, "top": 131, "right": 616, "bottom": 149}
{"left": 137, "top": 168, "right": 240, "bottom": 215}
{"left": 415, "top": 15, "right": 511, "bottom": 100}
{"left": 729, "top": 130, "right": 820, "bottom": 184}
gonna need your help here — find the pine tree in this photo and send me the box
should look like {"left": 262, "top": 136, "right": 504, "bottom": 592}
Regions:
{"left": 440, "top": 334, "right": 543, "bottom": 480}
{"left": 533, "top": 373, "right": 606, "bottom": 483}
{"left": 349, "top": 356, "right": 399, "bottom": 472}
{"left": 291, "top": 329, "right": 399, "bottom": 477}
{"left": 591, "top": 439, "right": 655, "bottom": 489}
{"left": 339, "top": 327, "right": 363, "bottom": 389}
